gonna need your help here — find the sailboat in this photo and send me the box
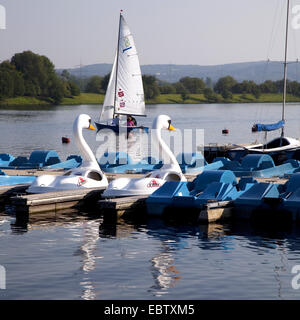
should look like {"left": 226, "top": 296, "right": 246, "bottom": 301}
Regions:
{"left": 230, "top": 0, "right": 300, "bottom": 159}
{"left": 95, "top": 11, "right": 147, "bottom": 134}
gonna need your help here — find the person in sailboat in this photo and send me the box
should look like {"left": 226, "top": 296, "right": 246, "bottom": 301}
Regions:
{"left": 127, "top": 115, "right": 136, "bottom": 127}
{"left": 132, "top": 116, "right": 137, "bottom": 126}
{"left": 112, "top": 115, "right": 120, "bottom": 126}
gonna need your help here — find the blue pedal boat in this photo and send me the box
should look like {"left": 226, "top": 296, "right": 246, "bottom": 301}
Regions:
{"left": 0, "top": 169, "right": 36, "bottom": 186}
{"left": 0, "top": 154, "right": 15, "bottom": 167}
{"left": 146, "top": 170, "right": 256, "bottom": 216}
{"left": 6, "top": 150, "right": 61, "bottom": 169}
{"left": 278, "top": 173, "right": 300, "bottom": 220}
{"left": 44, "top": 155, "right": 82, "bottom": 170}
{"left": 0, "top": 151, "right": 82, "bottom": 170}
{"left": 98, "top": 152, "right": 162, "bottom": 173}
{"left": 215, "top": 154, "right": 300, "bottom": 178}
{"left": 234, "top": 181, "right": 281, "bottom": 219}
{"left": 176, "top": 153, "right": 224, "bottom": 174}
{"left": 234, "top": 172, "right": 300, "bottom": 220}
{"left": 99, "top": 152, "right": 224, "bottom": 174}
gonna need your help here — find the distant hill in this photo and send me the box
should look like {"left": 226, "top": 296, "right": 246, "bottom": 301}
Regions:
{"left": 57, "top": 61, "right": 300, "bottom": 83}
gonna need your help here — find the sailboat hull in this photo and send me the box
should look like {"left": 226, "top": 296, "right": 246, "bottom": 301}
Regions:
{"left": 95, "top": 122, "right": 148, "bottom": 134}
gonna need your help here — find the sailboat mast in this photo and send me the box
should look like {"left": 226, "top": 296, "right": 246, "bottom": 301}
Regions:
{"left": 281, "top": 0, "right": 290, "bottom": 138}
{"left": 113, "top": 11, "right": 122, "bottom": 119}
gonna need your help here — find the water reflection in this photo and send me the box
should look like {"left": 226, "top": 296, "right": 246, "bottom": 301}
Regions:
{"left": 227, "top": 221, "right": 300, "bottom": 300}
{"left": 101, "top": 215, "right": 300, "bottom": 298}
{"left": 11, "top": 210, "right": 102, "bottom": 300}
{"left": 146, "top": 219, "right": 184, "bottom": 296}
{"left": 4, "top": 208, "right": 300, "bottom": 299}
{"left": 99, "top": 216, "right": 232, "bottom": 297}
{"left": 150, "top": 245, "right": 181, "bottom": 297}
{"left": 11, "top": 209, "right": 87, "bottom": 232}
{"left": 77, "top": 220, "right": 100, "bottom": 300}
{"left": 146, "top": 219, "right": 233, "bottom": 296}
{"left": 99, "top": 219, "right": 137, "bottom": 239}
{"left": 0, "top": 213, "right": 9, "bottom": 238}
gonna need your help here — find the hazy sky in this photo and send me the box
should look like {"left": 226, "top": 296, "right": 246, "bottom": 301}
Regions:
{"left": 1, "top": 0, "right": 300, "bottom": 69}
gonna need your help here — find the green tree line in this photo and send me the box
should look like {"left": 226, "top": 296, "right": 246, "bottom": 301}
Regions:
{"left": 84, "top": 73, "right": 300, "bottom": 102}
{"left": 0, "top": 51, "right": 80, "bottom": 104}
{"left": 2, "top": 50, "right": 300, "bottom": 104}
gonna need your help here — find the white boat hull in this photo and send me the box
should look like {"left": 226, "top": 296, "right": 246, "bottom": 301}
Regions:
{"left": 102, "top": 177, "right": 165, "bottom": 198}
{"left": 234, "top": 137, "right": 300, "bottom": 154}
{"left": 27, "top": 173, "right": 108, "bottom": 194}
{"left": 102, "top": 168, "right": 186, "bottom": 198}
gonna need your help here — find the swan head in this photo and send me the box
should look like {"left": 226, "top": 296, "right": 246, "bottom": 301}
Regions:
{"left": 152, "top": 115, "right": 176, "bottom": 131}
{"left": 73, "top": 114, "right": 96, "bottom": 133}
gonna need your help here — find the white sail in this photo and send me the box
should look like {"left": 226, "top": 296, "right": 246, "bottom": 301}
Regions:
{"left": 99, "top": 54, "right": 117, "bottom": 123}
{"left": 114, "top": 15, "right": 145, "bottom": 116}
{"left": 99, "top": 13, "right": 145, "bottom": 125}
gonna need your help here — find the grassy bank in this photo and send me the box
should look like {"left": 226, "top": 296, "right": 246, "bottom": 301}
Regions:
{"left": 61, "top": 93, "right": 104, "bottom": 105}
{"left": 146, "top": 93, "right": 300, "bottom": 104}
{"left": 0, "top": 93, "right": 104, "bottom": 107}
{"left": 1, "top": 92, "right": 300, "bottom": 107}
{"left": 0, "top": 96, "right": 52, "bottom": 106}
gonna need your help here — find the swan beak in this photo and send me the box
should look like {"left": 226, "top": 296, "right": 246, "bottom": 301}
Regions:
{"left": 88, "top": 124, "right": 96, "bottom": 131}
{"left": 168, "top": 124, "right": 176, "bottom": 131}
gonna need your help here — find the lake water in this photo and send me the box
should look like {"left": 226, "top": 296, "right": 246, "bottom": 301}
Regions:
{"left": 1, "top": 102, "right": 300, "bottom": 160}
{"left": 1, "top": 103, "right": 300, "bottom": 300}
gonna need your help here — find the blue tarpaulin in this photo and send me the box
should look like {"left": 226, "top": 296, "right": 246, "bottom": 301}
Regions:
{"left": 252, "top": 120, "right": 285, "bottom": 132}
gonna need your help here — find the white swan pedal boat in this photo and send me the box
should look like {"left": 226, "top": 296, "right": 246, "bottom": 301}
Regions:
{"left": 102, "top": 115, "right": 186, "bottom": 198}
{"left": 27, "top": 114, "right": 108, "bottom": 194}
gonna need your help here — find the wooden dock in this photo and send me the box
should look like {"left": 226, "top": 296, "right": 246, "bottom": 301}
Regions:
{"left": 0, "top": 183, "right": 30, "bottom": 206}
{"left": 0, "top": 168, "right": 293, "bottom": 223}
{"left": 2, "top": 168, "right": 64, "bottom": 177}
{"left": 198, "top": 201, "right": 233, "bottom": 223}
{"left": 98, "top": 196, "right": 234, "bottom": 223}
{"left": 0, "top": 183, "right": 30, "bottom": 205}
{"left": 10, "top": 187, "right": 105, "bottom": 214}
{"left": 0, "top": 170, "right": 195, "bottom": 216}
{"left": 98, "top": 196, "right": 147, "bottom": 219}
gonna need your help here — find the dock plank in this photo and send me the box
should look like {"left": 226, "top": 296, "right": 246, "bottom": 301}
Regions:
{"left": 198, "top": 201, "right": 233, "bottom": 223}
{"left": 11, "top": 187, "right": 106, "bottom": 214}
{"left": 99, "top": 196, "right": 234, "bottom": 223}
{"left": 99, "top": 196, "right": 147, "bottom": 218}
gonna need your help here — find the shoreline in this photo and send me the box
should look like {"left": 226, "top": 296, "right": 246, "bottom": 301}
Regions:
{"left": 1, "top": 93, "right": 300, "bottom": 107}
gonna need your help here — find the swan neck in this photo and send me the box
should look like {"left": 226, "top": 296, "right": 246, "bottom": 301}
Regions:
{"left": 153, "top": 127, "right": 181, "bottom": 172}
{"left": 73, "top": 121, "right": 98, "bottom": 166}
